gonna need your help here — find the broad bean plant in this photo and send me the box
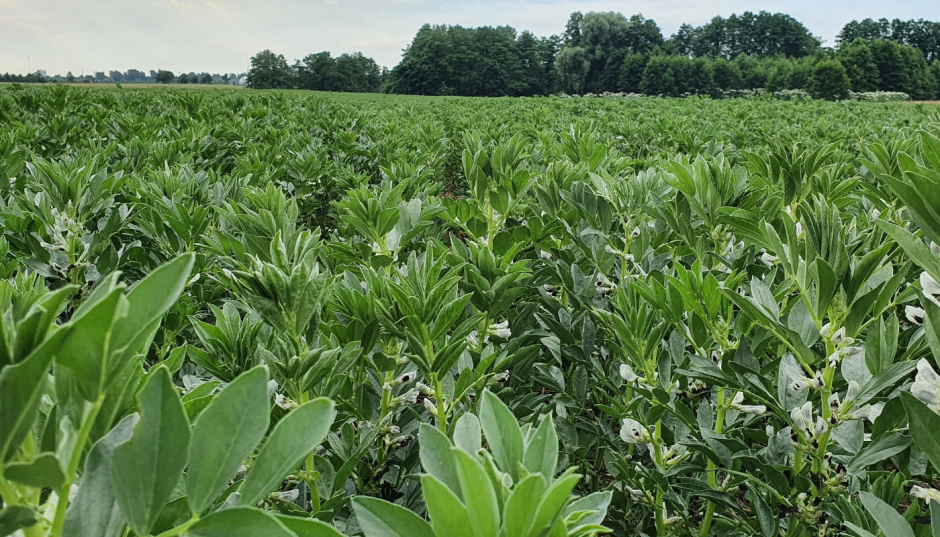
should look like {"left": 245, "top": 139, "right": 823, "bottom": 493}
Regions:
{"left": 1, "top": 85, "right": 940, "bottom": 537}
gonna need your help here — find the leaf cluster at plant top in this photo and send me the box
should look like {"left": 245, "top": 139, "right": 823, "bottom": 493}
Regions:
{"left": 2, "top": 84, "right": 940, "bottom": 537}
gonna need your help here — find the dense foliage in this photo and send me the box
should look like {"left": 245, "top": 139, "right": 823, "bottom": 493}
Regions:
{"left": 2, "top": 85, "right": 940, "bottom": 537}
{"left": 382, "top": 11, "right": 940, "bottom": 100}
{"left": 248, "top": 50, "right": 386, "bottom": 92}
{"left": 838, "top": 18, "right": 940, "bottom": 62}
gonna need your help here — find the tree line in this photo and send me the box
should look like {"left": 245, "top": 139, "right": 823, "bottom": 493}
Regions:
{"left": 247, "top": 50, "right": 386, "bottom": 92}
{"left": 378, "top": 11, "right": 940, "bottom": 100}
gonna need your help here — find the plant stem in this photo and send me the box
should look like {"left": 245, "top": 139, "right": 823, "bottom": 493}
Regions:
{"left": 434, "top": 377, "right": 447, "bottom": 434}
{"left": 654, "top": 488, "right": 666, "bottom": 537}
{"left": 699, "top": 388, "right": 726, "bottom": 537}
{"left": 153, "top": 515, "right": 200, "bottom": 537}
{"left": 299, "top": 392, "right": 321, "bottom": 512}
{"left": 49, "top": 396, "right": 104, "bottom": 537}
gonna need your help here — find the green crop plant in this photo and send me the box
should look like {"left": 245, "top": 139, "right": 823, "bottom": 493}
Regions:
{"left": 0, "top": 84, "right": 940, "bottom": 536}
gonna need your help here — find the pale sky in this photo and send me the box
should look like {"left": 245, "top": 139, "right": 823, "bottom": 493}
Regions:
{"left": 2, "top": 0, "right": 938, "bottom": 76}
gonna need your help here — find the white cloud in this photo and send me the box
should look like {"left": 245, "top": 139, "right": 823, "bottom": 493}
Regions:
{"left": 0, "top": 0, "right": 937, "bottom": 75}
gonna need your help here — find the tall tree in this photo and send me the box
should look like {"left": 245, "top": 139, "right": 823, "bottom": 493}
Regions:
{"left": 247, "top": 49, "right": 293, "bottom": 89}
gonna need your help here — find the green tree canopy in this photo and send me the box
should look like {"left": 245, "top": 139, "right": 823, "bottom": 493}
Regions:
{"left": 807, "top": 59, "right": 850, "bottom": 100}
{"left": 247, "top": 49, "right": 293, "bottom": 89}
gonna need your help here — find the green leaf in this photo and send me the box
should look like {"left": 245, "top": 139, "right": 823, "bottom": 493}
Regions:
{"left": 454, "top": 448, "right": 500, "bottom": 537}
{"left": 63, "top": 414, "right": 138, "bottom": 537}
{"left": 54, "top": 288, "right": 124, "bottom": 402}
{"left": 421, "top": 475, "right": 475, "bottom": 537}
{"left": 747, "top": 484, "right": 775, "bottom": 537}
{"left": 563, "top": 490, "right": 611, "bottom": 529}
{"left": 111, "top": 366, "right": 190, "bottom": 536}
{"left": 875, "top": 221, "right": 940, "bottom": 288}
{"left": 901, "top": 391, "right": 940, "bottom": 473}
{"left": 187, "top": 366, "right": 269, "bottom": 515}
{"left": 274, "top": 515, "right": 344, "bottom": 537}
{"left": 352, "top": 496, "right": 436, "bottom": 537}
{"left": 3, "top": 452, "right": 64, "bottom": 488}
{"left": 187, "top": 507, "right": 295, "bottom": 537}
{"left": 503, "top": 473, "right": 547, "bottom": 537}
{"left": 0, "top": 331, "right": 62, "bottom": 462}
{"left": 522, "top": 415, "right": 558, "bottom": 480}
{"left": 479, "top": 390, "right": 524, "bottom": 481}
{"left": 0, "top": 506, "right": 38, "bottom": 536}
{"left": 930, "top": 499, "right": 940, "bottom": 537}
{"left": 855, "top": 361, "right": 917, "bottom": 407}
{"left": 241, "top": 398, "right": 336, "bottom": 506}
{"left": 859, "top": 492, "right": 914, "bottom": 537}
{"left": 418, "top": 423, "right": 462, "bottom": 499}
{"left": 845, "top": 521, "right": 879, "bottom": 537}
{"left": 110, "top": 253, "right": 195, "bottom": 354}
{"left": 529, "top": 469, "right": 581, "bottom": 537}
{"left": 453, "top": 413, "right": 482, "bottom": 456}
{"left": 847, "top": 432, "right": 912, "bottom": 474}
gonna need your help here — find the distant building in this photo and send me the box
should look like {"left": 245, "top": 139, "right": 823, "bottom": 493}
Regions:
{"left": 238, "top": 76, "right": 247, "bottom": 86}
{"left": 33, "top": 70, "right": 47, "bottom": 78}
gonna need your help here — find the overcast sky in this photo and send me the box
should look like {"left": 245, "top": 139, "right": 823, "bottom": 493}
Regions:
{"left": 2, "top": 0, "right": 938, "bottom": 76}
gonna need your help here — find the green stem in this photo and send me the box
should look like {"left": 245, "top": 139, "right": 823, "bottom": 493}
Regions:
{"left": 49, "top": 396, "right": 105, "bottom": 537}
{"left": 699, "top": 388, "right": 727, "bottom": 537}
{"left": 153, "top": 515, "right": 200, "bottom": 537}
{"left": 0, "top": 476, "right": 19, "bottom": 505}
{"left": 299, "top": 392, "right": 321, "bottom": 512}
{"left": 654, "top": 488, "right": 666, "bottom": 537}
{"left": 434, "top": 377, "right": 447, "bottom": 434}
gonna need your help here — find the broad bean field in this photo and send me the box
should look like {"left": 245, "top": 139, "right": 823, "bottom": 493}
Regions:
{"left": 2, "top": 85, "right": 940, "bottom": 537}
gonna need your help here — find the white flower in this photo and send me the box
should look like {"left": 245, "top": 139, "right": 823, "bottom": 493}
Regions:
{"left": 487, "top": 321, "right": 511, "bottom": 339}
{"left": 605, "top": 244, "right": 617, "bottom": 254}
{"left": 845, "top": 380, "right": 860, "bottom": 403}
{"left": 728, "top": 391, "right": 765, "bottom": 415}
{"left": 790, "top": 401, "right": 814, "bottom": 435}
{"left": 423, "top": 398, "right": 438, "bottom": 416}
{"left": 765, "top": 425, "right": 775, "bottom": 437}
{"left": 275, "top": 489, "right": 300, "bottom": 502}
{"left": 274, "top": 393, "right": 292, "bottom": 410}
{"left": 416, "top": 382, "right": 434, "bottom": 395}
{"left": 626, "top": 486, "right": 645, "bottom": 502}
{"left": 814, "top": 416, "right": 828, "bottom": 435}
{"left": 828, "top": 393, "right": 841, "bottom": 413}
{"left": 871, "top": 208, "right": 881, "bottom": 219}
{"left": 400, "top": 388, "right": 419, "bottom": 406}
{"left": 932, "top": 242, "right": 940, "bottom": 256}
{"left": 820, "top": 323, "right": 832, "bottom": 338}
{"left": 906, "top": 306, "right": 926, "bottom": 325}
{"left": 737, "top": 404, "right": 767, "bottom": 415}
{"left": 795, "top": 222, "right": 803, "bottom": 238}
{"left": 912, "top": 359, "right": 940, "bottom": 414}
{"left": 846, "top": 405, "right": 872, "bottom": 421}
{"left": 540, "top": 250, "right": 553, "bottom": 260}
{"left": 812, "top": 370, "right": 826, "bottom": 389}
{"left": 492, "top": 371, "right": 510, "bottom": 383}
{"left": 759, "top": 252, "right": 779, "bottom": 267}
{"left": 631, "top": 227, "right": 641, "bottom": 238}
{"left": 620, "top": 363, "right": 638, "bottom": 383}
{"left": 922, "top": 272, "right": 940, "bottom": 308}
{"left": 785, "top": 365, "right": 811, "bottom": 391}
{"left": 911, "top": 485, "right": 940, "bottom": 503}
{"left": 620, "top": 418, "right": 651, "bottom": 444}
{"left": 831, "top": 327, "right": 847, "bottom": 345}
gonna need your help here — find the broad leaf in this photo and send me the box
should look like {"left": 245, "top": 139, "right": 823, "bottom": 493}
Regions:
{"left": 111, "top": 367, "right": 190, "bottom": 536}
{"left": 241, "top": 398, "right": 336, "bottom": 506}
{"left": 352, "top": 496, "right": 436, "bottom": 537}
{"left": 187, "top": 366, "right": 269, "bottom": 515}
